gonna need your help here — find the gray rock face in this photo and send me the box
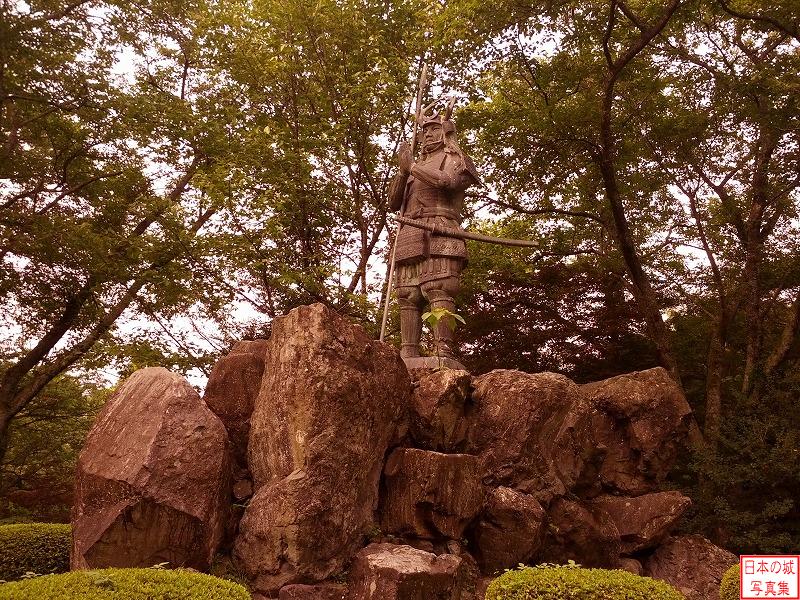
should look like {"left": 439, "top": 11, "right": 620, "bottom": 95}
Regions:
{"left": 465, "top": 370, "right": 588, "bottom": 504}
{"left": 470, "top": 487, "right": 545, "bottom": 574}
{"left": 204, "top": 339, "right": 269, "bottom": 467}
{"left": 346, "top": 543, "right": 465, "bottom": 600}
{"left": 381, "top": 448, "right": 484, "bottom": 540}
{"left": 72, "top": 367, "right": 231, "bottom": 571}
{"left": 540, "top": 498, "right": 621, "bottom": 568}
{"left": 581, "top": 367, "right": 693, "bottom": 495}
{"left": 644, "top": 534, "right": 738, "bottom": 600}
{"left": 234, "top": 304, "right": 411, "bottom": 596}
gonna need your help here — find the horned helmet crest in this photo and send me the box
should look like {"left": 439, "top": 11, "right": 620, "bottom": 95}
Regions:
{"left": 419, "top": 96, "right": 457, "bottom": 136}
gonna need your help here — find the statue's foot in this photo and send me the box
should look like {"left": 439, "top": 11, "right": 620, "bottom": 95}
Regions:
{"left": 402, "top": 355, "right": 468, "bottom": 372}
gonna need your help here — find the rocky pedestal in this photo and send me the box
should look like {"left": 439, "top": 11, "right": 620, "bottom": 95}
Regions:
{"left": 279, "top": 583, "right": 347, "bottom": 600}
{"left": 409, "top": 369, "right": 471, "bottom": 452}
{"left": 540, "top": 498, "right": 622, "bottom": 568}
{"left": 72, "top": 367, "right": 231, "bottom": 571}
{"left": 234, "top": 304, "right": 411, "bottom": 596}
{"left": 73, "top": 302, "right": 726, "bottom": 600}
{"left": 590, "top": 491, "right": 691, "bottom": 555}
{"left": 465, "top": 370, "right": 588, "bottom": 505}
{"left": 470, "top": 487, "right": 545, "bottom": 574}
{"left": 581, "top": 368, "right": 693, "bottom": 495}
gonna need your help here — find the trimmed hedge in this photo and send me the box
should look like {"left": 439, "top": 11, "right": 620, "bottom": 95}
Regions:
{"left": 486, "top": 565, "right": 685, "bottom": 599}
{"left": 719, "top": 564, "right": 740, "bottom": 600}
{"left": 0, "top": 523, "right": 71, "bottom": 581}
{"left": 0, "top": 568, "right": 251, "bottom": 599}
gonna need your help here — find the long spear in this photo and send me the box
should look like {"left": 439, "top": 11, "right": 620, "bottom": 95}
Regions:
{"left": 379, "top": 64, "right": 428, "bottom": 342}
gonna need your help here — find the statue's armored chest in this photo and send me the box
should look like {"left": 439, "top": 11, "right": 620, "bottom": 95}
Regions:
{"left": 406, "top": 177, "right": 451, "bottom": 215}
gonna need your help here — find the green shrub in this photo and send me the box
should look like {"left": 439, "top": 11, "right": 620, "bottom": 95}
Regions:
{"left": 486, "top": 565, "right": 685, "bottom": 599}
{"left": 719, "top": 564, "right": 740, "bottom": 600}
{"left": 0, "top": 568, "right": 251, "bottom": 599}
{"left": 0, "top": 523, "right": 71, "bottom": 581}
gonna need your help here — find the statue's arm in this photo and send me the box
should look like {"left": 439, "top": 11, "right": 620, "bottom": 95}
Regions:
{"left": 410, "top": 157, "right": 473, "bottom": 192}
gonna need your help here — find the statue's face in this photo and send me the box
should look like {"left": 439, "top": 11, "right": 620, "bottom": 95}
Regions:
{"left": 422, "top": 123, "right": 443, "bottom": 147}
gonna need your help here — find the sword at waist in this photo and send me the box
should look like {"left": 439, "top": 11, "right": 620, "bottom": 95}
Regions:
{"left": 392, "top": 215, "right": 539, "bottom": 248}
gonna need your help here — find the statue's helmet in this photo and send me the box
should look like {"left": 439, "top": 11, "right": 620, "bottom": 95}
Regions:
{"left": 420, "top": 109, "right": 456, "bottom": 136}
{"left": 421, "top": 95, "right": 457, "bottom": 135}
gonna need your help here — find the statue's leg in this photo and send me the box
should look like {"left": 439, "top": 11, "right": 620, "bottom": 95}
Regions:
{"left": 420, "top": 259, "right": 462, "bottom": 359}
{"left": 395, "top": 263, "right": 423, "bottom": 359}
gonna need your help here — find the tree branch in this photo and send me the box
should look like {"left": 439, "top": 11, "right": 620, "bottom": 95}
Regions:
{"left": 717, "top": 0, "right": 800, "bottom": 43}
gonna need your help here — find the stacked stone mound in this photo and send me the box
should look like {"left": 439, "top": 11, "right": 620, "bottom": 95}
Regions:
{"left": 72, "top": 303, "right": 736, "bottom": 600}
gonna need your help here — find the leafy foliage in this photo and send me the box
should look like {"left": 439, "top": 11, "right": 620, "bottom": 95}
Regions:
{"left": 0, "top": 374, "right": 106, "bottom": 522}
{"left": 0, "top": 568, "right": 251, "bottom": 599}
{"left": 422, "top": 307, "right": 466, "bottom": 332}
{"left": 1, "top": 0, "right": 799, "bottom": 558}
{"left": 678, "top": 374, "right": 800, "bottom": 553}
{"left": 0, "top": 523, "right": 70, "bottom": 581}
{"left": 458, "top": 224, "right": 659, "bottom": 380}
{"left": 434, "top": 0, "right": 800, "bottom": 553}
{"left": 199, "top": 0, "right": 428, "bottom": 320}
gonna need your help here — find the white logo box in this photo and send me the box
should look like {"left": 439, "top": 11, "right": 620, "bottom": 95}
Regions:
{"left": 740, "top": 555, "right": 800, "bottom": 599}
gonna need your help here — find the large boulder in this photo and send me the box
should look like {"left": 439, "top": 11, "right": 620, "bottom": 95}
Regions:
{"left": 590, "top": 491, "right": 691, "bottom": 554}
{"left": 643, "top": 534, "right": 738, "bottom": 600}
{"left": 581, "top": 368, "right": 692, "bottom": 495}
{"left": 470, "top": 487, "right": 545, "bottom": 574}
{"left": 346, "top": 543, "right": 466, "bottom": 600}
{"left": 409, "top": 369, "right": 471, "bottom": 452}
{"left": 235, "top": 304, "right": 410, "bottom": 595}
{"left": 540, "top": 498, "right": 621, "bottom": 568}
{"left": 464, "top": 368, "right": 691, "bottom": 504}
{"left": 465, "top": 370, "right": 589, "bottom": 504}
{"left": 381, "top": 448, "right": 484, "bottom": 540}
{"left": 72, "top": 367, "right": 231, "bottom": 571}
{"left": 204, "top": 339, "right": 269, "bottom": 467}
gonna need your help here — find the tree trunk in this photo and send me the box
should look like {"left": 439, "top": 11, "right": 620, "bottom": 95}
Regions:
{"left": 704, "top": 319, "right": 726, "bottom": 451}
{"left": 741, "top": 237, "right": 763, "bottom": 398}
{"left": 596, "top": 120, "right": 682, "bottom": 385}
{"left": 741, "top": 128, "right": 777, "bottom": 398}
{"left": 595, "top": 0, "right": 684, "bottom": 385}
{"left": 0, "top": 407, "right": 12, "bottom": 477}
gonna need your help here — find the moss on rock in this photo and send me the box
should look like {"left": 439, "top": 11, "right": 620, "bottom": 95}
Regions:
{"left": 486, "top": 564, "right": 685, "bottom": 599}
{"left": 719, "top": 564, "right": 740, "bottom": 600}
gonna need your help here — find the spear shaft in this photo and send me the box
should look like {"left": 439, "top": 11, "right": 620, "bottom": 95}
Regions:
{"left": 379, "top": 64, "right": 428, "bottom": 342}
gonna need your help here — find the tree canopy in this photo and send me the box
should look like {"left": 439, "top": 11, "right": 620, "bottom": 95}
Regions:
{"left": 1, "top": 0, "right": 799, "bottom": 553}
